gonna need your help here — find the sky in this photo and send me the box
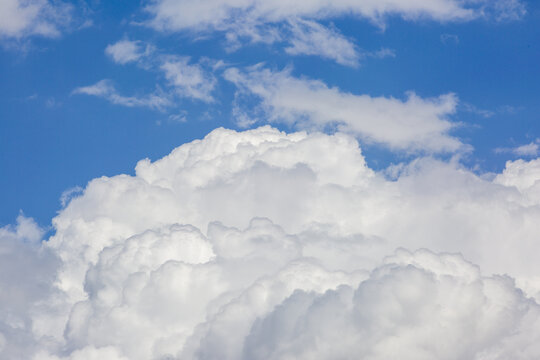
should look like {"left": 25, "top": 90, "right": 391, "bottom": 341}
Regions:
{"left": 1, "top": 0, "right": 540, "bottom": 359}
{"left": 1, "top": 0, "right": 539, "bottom": 227}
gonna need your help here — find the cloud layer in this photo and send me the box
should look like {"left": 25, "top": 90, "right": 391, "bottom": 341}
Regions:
{"left": 3, "top": 126, "right": 540, "bottom": 359}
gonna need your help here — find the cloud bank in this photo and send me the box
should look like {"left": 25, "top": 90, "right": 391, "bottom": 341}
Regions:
{"left": 2, "top": 126, "right": 540, "bottom": 359}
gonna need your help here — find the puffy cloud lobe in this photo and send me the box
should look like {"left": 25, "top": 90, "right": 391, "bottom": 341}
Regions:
{"left": 44, "top": 127, "right": 540, "bottom": 298}
{"left": 243, "top": 249, "right": 540, "bottom": 360}
{"left": 225, "top": 67, "right": 463, "bottom": 153}
{"left": 0, "top": 215, "right": 60, "bottom": 359}
{"left": 4, "top": 126, "right": 540, "bottom": 358}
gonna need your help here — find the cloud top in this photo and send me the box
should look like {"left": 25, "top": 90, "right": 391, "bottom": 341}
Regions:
{"left": 3, "top": 127, "right": 540, "bottom": 359}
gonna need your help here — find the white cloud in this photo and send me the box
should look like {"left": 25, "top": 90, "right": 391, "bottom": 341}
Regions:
{"left": 72, "top": 79, "right": 172, "bottom": 110}
{"left": 462, "top": 103, "right": 495, "bottom": 118}
{"left": 142, "top": 0, "right": 525, "bottom": 62}
{"left": 285, "top": 19, "right": 359, "bottom": 67}
{"left": 78, "top": 44, "right": 217, "bottom": 108}
{"left": 160, "top": 57, "right": 217, "bottom": 102}
{"left": 145, "top": 0, "right": 525, "bottom": 34}
{"left": 0, "top": 215, "right": 60, "bottom": 359}
{"left": 140, "top": 0, "right": 525, "bottom": 65}
{"left": 224, "top": 66, "right": 464, "bottom": 153}
{"left": 495, "top": 140, "right": 540, "bottom": 158}
{"left": 365, "top": 47, "right": 396, "bottom": 59}
{"left": 482, "top": 0, "right": 527, "bottom": 21}
{"left": 145, "top": 0, "right": 470, "bottom": 33}
{"left": 0, "top": 0, "right": 72, "bottom": 39}
{"left": 494, "top": 157, "right": 540, "bottom": 194}
{"left": 105, "top": 39, "right": 151, "bottom": 65}
{"left": 243, "top": 249, "right": 540, "bottom": 360}
{"left": 5, "top": 126, "right": 540, "bottom": 359}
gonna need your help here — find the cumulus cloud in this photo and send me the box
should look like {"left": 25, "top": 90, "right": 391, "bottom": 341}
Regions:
{"left": 72, "top": 79, "right": 172, "bottom": 111}
{"left": 0, "top": 215, "right": 60, "bottom": 359}
{"left": 494, "top": 157, "right": 540, "bottom": 193}
{"left": 243, "top": 249, "right": 540, "bottom": 360}
{"left": 225, "top": 66, "right": 463, "bottom": 153}
{"left": 4, "top": 126, "right": 540, "bottom": 359}
{"left": 0, "top": 0, "right": 73, "bottom": 39}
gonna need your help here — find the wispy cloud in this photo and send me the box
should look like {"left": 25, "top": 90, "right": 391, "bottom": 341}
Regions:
{"left": 145, "top": 0, "right": 526, "bottom": 35}
{"left": 76, "top": 42, "right": 218, "bottom": 109}
{"left": 72, "top": 79, "right": 172, "bottom": 111}
{"left": 225, "top": 66, "right": 465, "bottom": 153}
{"left": 160, "top": 57, "right": 217, "bottom": 102}
{"left": 440, "top": 33, "right": 459, "bottom": 44}
{"left": 285, "top": 19, "right": 360, "bottom": 67}
{"left": 461, "top": 103, "right": 495, "bottom": 118}
{"left": 495, "top": 139, "right": 540, "bottom": 157}
{"left": 365, "top": 47, "right": 396, "bottom": 59}
{"left": 0, "top": 0, "right": 73, "bottom": 39}
{"left": 143, "top": 0, "right": 524, "bottom": 64}
{"left": 105, "top": 39, "right": 153, "bottom": 65}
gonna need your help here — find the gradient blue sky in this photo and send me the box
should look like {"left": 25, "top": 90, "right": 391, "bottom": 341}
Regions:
{"left": 1, "top": 0, "right": 539, "bottom": 227}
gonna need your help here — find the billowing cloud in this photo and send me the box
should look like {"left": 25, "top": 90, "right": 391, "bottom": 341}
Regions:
{"left": 0, "top": 0, "right": 73, "bottom": 39}
{"left": 225, "top": 66, "right": 463, "bottom": 153}
{"left": 0, "top": 215, "right": 60, "bottom": 359}
{"left": 3, "top": 126, "right": 540, "bottom": 359}
{"left": 242, "top": 249, "right": 540, "bottom": 360}
{"left": 494, "top": 157, "right": 540, "bottom": 195}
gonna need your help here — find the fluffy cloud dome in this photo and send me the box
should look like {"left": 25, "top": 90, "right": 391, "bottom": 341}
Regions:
{"left": 2, "top": 126, "right": 540, "bottom": 359}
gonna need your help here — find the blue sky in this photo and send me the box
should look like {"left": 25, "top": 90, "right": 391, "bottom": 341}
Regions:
{"left": 1, "top": 0, "right": 539, "bottom": 227}
{"left": 4, "top": 1, "right": 540, "bottom": 359}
